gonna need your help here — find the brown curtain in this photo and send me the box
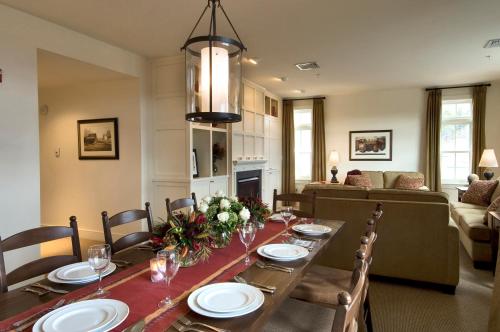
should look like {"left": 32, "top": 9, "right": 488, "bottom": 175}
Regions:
{"left": 312, "top": 98, "right": 326, "bottom": 182}
{"left": 472, "top": 86, "right": 487, "bottom": 175}
{"left": 282, "top": 100, "right": 295, "bottom": 193}
{"left": 425, "top": 89, "right": 442, "bottom": 192}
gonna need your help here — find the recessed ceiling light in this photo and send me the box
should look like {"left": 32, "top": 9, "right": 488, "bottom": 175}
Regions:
{"left": 293, "top": 89, "right": 305, "bottom": 94}
{"left": 484, "top": 39, "right": 500, "bottom": 48}
{"left": 295, "top": 61, "right": 320, "bottom": 71}
{"left": 248, "top": 57, "right": 261, "bottom": 65}
{"left": 279, "top": 77, "right": 288, "bottom": 82}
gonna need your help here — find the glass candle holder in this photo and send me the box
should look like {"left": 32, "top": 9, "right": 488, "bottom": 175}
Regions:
{"left": 150, "top": 258, "right": 164, "bottom": 283}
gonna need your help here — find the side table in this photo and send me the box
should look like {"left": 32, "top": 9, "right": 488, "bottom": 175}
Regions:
{"left": 489, "top": 211, "right": 500, "bottom": 273}
{"left": 456, "top": 186, "right": 468, "bottom": 202}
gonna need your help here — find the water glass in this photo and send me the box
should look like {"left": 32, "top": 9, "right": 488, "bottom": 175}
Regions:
{"left": 88, "top": 244, "right": 111, "bottom": 297}
{"left": 238, "top": 222, "right": 257, "bottom": 265}
{"left": 157, "top": 249, "right": 180, "bottom": 307}
{"left": 280, "top": 206, "right": 293, "bottom": 237}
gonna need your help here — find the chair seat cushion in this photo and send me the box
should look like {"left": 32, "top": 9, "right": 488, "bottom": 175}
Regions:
{"left": 459, "top": 213, "right": 491, "bottom": 242}
{"left": 290, "top": 264, "right": 352, "bottom": 307}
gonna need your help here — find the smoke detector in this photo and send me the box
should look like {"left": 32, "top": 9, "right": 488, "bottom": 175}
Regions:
{"left": 295, "top": 61, "right": 320, "bottom": 71}
{"left": 484, "top": 39, "right": 500, "bottom": 48}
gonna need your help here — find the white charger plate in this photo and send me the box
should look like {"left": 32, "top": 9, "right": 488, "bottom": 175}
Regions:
{"left": 257, "top": 245, "right": 309, "bottom": 262}
{"left": 196, "top": 283, "right": 258, "bottom": 313}
{"left": 33, "top": 299, "right": 129, "bottom": 332}
{"left": 42, "top": 302, "right": 117, "bottom": 332}
{"left": 48, "top": 263, "right": 116, "bottom": 284}
{"left": 262, "top": 244, "right": 305, "bottom": 259}
{"left": 188, "top": 283, "right": 264, "bottom": 318}
{"left": 269, "top": 214, "right": 297, "bottom": 222}
{"left": 56, "top": 262, "right": 108, "bottom": 281}
{"left": 292, "top": 224, "right": 332, "bottom": 236}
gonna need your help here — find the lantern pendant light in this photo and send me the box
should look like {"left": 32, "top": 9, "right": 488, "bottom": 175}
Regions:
{"left": 182, "top": 0, "right": 246, "bottom": 123}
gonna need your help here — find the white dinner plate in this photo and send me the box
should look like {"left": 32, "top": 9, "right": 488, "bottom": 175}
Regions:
{"left": 292, "top": 224, "right": 332, "bottom": 236}
{"left": 196, "top": 283, "right": 258, "bottom": 313}
{"left": 263, "top": 244, "right": 305, "bottom": 259}
{"left": 56, "top": 262, "right": 107, "bottom": 281}
{"left": 257, "top": 244, "right": 309, "bottom": 262}
{"left": 188, "top": 283, "right": 264, "bottom": 318}
{"left": 269, "top": 214, "right": 297, "bottom": 222}
{"left": 33, "top": 299, "right": 129, "bottom": 332}
{"left": 48, "top": 263, "right": 116, "bottom": 284}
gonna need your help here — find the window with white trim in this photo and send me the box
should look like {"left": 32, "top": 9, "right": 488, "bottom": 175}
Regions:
{"left": 440, "top": 98, "right": 473, "bottom": 184}
{"left": 294, "top": 109, "right": 312, "bottom": 181}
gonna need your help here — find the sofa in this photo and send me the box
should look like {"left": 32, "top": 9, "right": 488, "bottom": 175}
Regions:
{"left": 303, "top": 171, "right": 459, "bottom": 291}
{"left": 450, "top": 176, "right": 500, "bottom": 267}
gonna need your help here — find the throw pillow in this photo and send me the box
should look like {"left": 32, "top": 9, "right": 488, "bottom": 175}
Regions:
{"left": 394, "top": 175, "right": 425, "bottom": 190}
{"left": 344, "top": 169, "right": 362, "bottom": 185}
{"left": 346, "top": 174, "right": 372, "bottom": 188}
{"left": 484, "top": 195, "right": 500, "bottom": 225}
{"left": 462, "top": 180, "right": 499, "bottom": 206}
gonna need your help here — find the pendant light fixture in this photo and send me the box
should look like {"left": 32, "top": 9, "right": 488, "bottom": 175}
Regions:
{"left": 182, "top": 0, "right": 246, "bottom": 123}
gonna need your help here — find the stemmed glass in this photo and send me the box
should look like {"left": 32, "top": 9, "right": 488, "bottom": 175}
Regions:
{"left": 88, "top": 244, "right": 111, "bottom": 297}
{"left": 157, "top": 249, "right": 180, "bottom": 307}
{"left": 280, "top": 206, "right": 293, "bottom": 237}
{"left": 238, "top": 222, "right": 257, "bottom": 265}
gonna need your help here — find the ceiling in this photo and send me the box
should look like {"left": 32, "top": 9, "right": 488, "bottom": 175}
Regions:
{"left": 37, "top": 50, "right": 132, "bottom": 88}
{"left": 4, "top": 0, "right": 500, "bottom": 96}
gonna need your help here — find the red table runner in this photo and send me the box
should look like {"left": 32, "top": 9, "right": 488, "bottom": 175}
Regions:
{"left": 0, "top": 220, "right": 294, "bottom": 332}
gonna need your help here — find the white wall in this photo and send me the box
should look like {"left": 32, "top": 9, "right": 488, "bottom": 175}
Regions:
{"left": 324, "top": 88, "right": 426, "bottom": 181}
{"left": 0, "top": 4, "right": 149, "bottom": 273}
{"left": 39, "top": 79, "right": 142, "bottom": 240}
{"left": 486, "top": 80, "right": 500, "bottom": 175}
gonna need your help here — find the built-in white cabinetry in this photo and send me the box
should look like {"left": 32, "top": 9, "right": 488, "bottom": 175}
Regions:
{"left": 191, "top": 176, "right": 229, "bottom": 198}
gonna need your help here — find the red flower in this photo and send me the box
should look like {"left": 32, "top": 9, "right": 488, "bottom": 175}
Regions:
{"left": 193, "top": 242, "right": 201, "bottom": 251}
{"left": 194, "top": 213, "right": 207, "bottom": 225}
{"left": 151, "top": 236, "right": 164, "bottom": 247}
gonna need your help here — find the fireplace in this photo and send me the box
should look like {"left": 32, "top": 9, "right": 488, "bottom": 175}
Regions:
{"left": 236, "top": 170, "right": 262, "bottom": 199}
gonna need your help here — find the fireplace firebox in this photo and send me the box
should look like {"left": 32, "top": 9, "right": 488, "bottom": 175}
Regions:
{"left": 236, "top": 170, "right": 262, "bottom": 199}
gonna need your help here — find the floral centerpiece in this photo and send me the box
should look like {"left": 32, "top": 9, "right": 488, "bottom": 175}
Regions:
{"left": 151, "top": 211, "right": 211, "bottom": 267}
{"left": 198, "top": 191, "right": 251, "bottom": 248}
{"left": 239, "top": 196, "right": 271, "bottom": 229}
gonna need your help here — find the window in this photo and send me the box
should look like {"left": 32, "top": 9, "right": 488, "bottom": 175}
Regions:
{"left": 294, "top": 109, "right": 312, "bottom": 180}
{"left": 440, "top": 98, "right": 473, "bottom": 184}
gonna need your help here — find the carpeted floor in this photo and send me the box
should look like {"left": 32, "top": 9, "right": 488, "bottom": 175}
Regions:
{"left": 264, "top": 245, "right": 494, "bottom": 332}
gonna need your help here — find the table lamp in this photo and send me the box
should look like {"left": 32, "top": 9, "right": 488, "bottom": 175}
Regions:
{"left": 329, "top": 150, "right": 340, "bottom": 183}
{"left": 479, "top": 149, "right": 498, "bottom": 180}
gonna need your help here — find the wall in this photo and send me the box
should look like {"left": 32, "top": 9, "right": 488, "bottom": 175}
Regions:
{"left": 39, "top": 79, "right": 142, "bottom": 240}
{"left": 0, "top": 4, "right": 149, "bottom": 274}
{"left": 324, "top": 88, "right": 426, "bottom": 181}
{"left": 486, "top": 80, "right": 500, "bottom": 173}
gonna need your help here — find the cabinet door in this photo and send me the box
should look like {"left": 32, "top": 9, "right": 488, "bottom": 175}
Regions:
{"left": 209, "top": 177, "right": 228, "bottom": 195}
{"left": 191, "top": 179, "right": 210, "bottom": 201}
{"left": 243, "top": 84, "right": 255, "bottom": 111}
{"left": 255, "top": 90, "right": 264, "bottom": 114}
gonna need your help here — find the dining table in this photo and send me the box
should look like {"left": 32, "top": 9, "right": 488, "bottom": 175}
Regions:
{"left": 0, "top": 218, "right": 344, "bottom": 332}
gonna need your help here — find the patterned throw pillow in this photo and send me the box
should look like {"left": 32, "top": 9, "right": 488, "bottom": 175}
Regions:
{"left": 484, "top": 195, "right": 500, "bottom": 225}
{"left": 394, "top": 175, "right": 425, "bottom": 190}
{"left": 346, "top": 174, "right": 372, "bottom": 188}
{"left": 344, "top": 169, "right": 362, "bottom": 185}
{"left": 462, "top": 180, "right": 499, "bottom": 207}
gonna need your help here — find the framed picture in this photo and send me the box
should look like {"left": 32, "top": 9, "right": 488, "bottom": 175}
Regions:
{"left": 192, "top": 149, "right": 199, "bottom": 178}
{"left": 349, "top": 130, "right": 392, "bottom": 161}
{"left": 77, "top": 118, "right": 119, "bottom": 160}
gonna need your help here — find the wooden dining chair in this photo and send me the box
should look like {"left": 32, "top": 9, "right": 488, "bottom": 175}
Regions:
{"left": 272, "top": 189, "right": 317, "bottom": 218}
{"left": 166, "top": 193, "right": 197, "bottom": 219}
{"left": 101, "top": 202, "right": 153, "bottom": 254}
{"left": 0, "top": 217, "right": 82, "bottom": 292}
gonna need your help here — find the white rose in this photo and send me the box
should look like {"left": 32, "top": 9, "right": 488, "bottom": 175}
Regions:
{"left": 214, "top": 190, "right": 225, "bottom": 197}
{"left": 203, "top": 195, "right": 212, "bottom": 204}
{"left": 217, "top": 211, "right": 229, "bottom": 223}
{"left": 199, "top": 202, "right": 209, "bottom": 213}
{"left": 239, "top": 207, "right": 251, "bottom": 222}
{"left": 230, "top": 196, "right": 239, "bottom": 202}
{"left": 220, "top": 198, "right": 231, "bottom": 210}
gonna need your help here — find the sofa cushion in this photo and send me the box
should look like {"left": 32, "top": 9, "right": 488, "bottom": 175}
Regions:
{"left": 450, "top": 201, "right": 486, "bottom": 210}
{"left": 462, "top": 180, "right": 499, "bottom": 206}
{"left": 303, "top": 184, "right": 369, "bottom": 199}
{"left": 459, "top": 213, "right": 491, "bottom": 242}
{"left": 344, "top": 169, "right": 362, "bottom": 185}
{"left": 361, "top": 171, "right": 384, "bottom": 189}
{"left": 451, "top": 207, "right": 486, "bottom": 223}
{"left": 394, "top": 174, "right": 425, "bottom": 190}
{"left": 368, "top": 189, "right": 449, "bottom": 203}
{"left": 384, "top": 171, "right": 424, "bottom": 189}
{"left": 484, "top": 195, "right": 500, "bottom": 225}
{"left": 346, "top": 174, "right": 372, "bottom": 188}
{"left": 491, "top": 176, "right": 500, "bottom": 202}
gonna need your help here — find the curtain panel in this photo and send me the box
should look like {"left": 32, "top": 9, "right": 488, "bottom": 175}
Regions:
{"left": 312, "top": 98, "right": 326, "bottom": 182}
{"left": 472, "top": 86, "right": 487, "bottom": 176}
{"left": 282, "top": 100, "right": 295, "bottom": 193}
{"left": 425, "top": 89, "right": 442, "bottom": 192}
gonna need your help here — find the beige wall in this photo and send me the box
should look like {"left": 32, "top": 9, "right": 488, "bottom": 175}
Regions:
{"left": 39, "top": 79, "right": 142, "bottom": 240}
{"left": 485, "top": 80, "right": 500, "bottom": 172}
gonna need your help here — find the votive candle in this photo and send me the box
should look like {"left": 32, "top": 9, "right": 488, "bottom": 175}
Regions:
{"left": 150, "top": 258, "right": 164, "bottom": 283}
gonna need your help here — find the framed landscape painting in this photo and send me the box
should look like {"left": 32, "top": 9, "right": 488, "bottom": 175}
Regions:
{"left": 349, "top": 130, "right": 392, "bottom": 161}
{"left": 77, "top": 118, "right": 119, "bottom": 160}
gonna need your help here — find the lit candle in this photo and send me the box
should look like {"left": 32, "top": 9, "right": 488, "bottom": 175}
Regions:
{"left": 150, "top": 258, "right": 164, "bottom": 283}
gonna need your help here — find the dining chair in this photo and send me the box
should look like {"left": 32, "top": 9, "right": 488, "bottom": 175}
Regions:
{"left": 272, "top": 189, "right": 317, "bottom": 218}
{"left": 101, "top": 202, "right": 153, "bottom": 254}
{"left": 166, "top": 193, "right": 198, "bottom": 219}
{"left": 0, "top": 216, "right": 82, "bottom": 293}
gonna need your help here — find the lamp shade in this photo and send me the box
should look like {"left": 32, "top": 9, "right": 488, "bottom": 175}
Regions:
{"left": 329, "top": 150, "right": 340, "bottom": 166}
{"left": 479, "top": 149, "right": 498, "bottom": 168}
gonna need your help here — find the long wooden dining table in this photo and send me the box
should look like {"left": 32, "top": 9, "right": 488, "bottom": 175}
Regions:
{"left": 0, "top": 219, "right": 344, "bottom": 332}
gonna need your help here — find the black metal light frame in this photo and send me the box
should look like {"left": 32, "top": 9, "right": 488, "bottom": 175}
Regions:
{"left": 182, "top": 0, "right": 247, "bottom": 123}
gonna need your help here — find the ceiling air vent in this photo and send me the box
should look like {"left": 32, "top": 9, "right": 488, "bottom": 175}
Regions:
{"left": 484, "top": 39, "right": 500, "bottom": 48}
{"left": 295, "top": 61, "right": 320, "bottom": 71}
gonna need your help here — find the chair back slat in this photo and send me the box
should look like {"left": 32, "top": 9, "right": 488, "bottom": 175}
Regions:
{"left": 101, "top": 202, "right": 153, "bottom": 254}
{"left": 166, "top": 193, "right": 197, "bottom": 218}
{"left": 272, "top": 189, "right": 316, "bottom": 218}
{"left": 0, "top": 217, "right": 81, "bottom": 292}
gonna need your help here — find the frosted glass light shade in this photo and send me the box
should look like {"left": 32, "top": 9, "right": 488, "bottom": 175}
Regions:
{"left": 329, "top": 150, "right": 340, "bottom": 166}
{"left": 200, "top": 47, "right": 229, "bottom": 114}
{"left": 479, "top": 149, "right": 498, "bottom": 168}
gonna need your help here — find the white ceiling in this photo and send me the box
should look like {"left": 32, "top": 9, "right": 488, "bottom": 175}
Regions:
{"left": 4, "top": 0, "right": 500, "bottom": 96}
{"left": 37, "top": 50, "right": 132, "bottom": 88}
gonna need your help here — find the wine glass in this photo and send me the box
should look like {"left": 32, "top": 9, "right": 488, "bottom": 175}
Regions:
{"left": 280, "top": 206, "right": 293, "bottom": 237}
{"left": 157, "top": 249, "right": 180, "bottom": 307}
{"left": 238, "top": 222, "right": 257, "bottom": 265}
{"left": 88, "top": 244, "right": 111, "bottom": 297}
